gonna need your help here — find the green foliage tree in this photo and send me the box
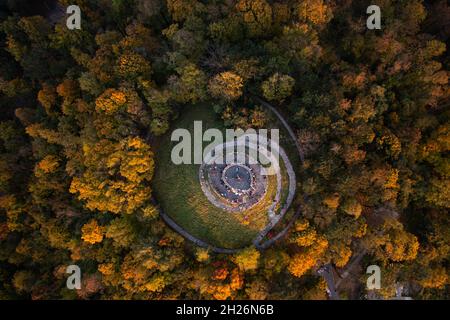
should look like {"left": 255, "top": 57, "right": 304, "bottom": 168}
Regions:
{"left": 169, "top": 63, "right": 207, "bottom": 104}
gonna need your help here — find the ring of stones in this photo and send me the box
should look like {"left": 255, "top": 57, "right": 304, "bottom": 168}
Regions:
{"left": 199, "top": 137, "right": 279, "bottom": 213}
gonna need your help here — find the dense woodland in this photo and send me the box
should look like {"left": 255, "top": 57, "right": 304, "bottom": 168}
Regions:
{"left": 0, "top": 0, "right": 449, "bottom": 299}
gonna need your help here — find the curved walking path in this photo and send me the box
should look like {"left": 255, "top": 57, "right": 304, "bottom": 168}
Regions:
{"left": 159, "top": 208, "right": 242, "bottom": 254}
{"left": 253, "top": 96, "right": 305, "bottom": 162}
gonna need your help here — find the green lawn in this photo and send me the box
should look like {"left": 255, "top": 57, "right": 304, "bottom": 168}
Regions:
{"left": 152, "top": 104, "right": 291, "bottom": 249}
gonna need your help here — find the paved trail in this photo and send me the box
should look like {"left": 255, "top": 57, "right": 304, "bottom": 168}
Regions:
{"left": 317, "top": 264, "right": 340, "bottom": 300}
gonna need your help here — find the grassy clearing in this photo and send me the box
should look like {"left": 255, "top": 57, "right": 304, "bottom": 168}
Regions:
{"left": 152, "top": 104, "right": 292, "bottom": 249}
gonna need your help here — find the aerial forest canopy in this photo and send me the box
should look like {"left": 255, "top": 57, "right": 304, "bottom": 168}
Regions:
{"left": 0, "top": 0, "right": 448, "bottom": 300}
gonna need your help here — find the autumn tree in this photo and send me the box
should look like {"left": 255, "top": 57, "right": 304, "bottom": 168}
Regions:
{"left": 261, "top": 73, "right": 295, "bottom": 102}
{"left": 95, "top": 89, "right": 128, "bottom": 115}
{"left": 166, "top": 0, "right": 204, "bottom": 22}
{"left": 37, "top": 84, "right": 57, "bottom": 115}
{"left": 232, "top": 247, "right": 260, "bottom": 272}
{"left": 168, "top": 63, "right": 207, "bottom": 104}
{"left": 105, "top": 217, "right": 136, "bottom": 248}
{"left": 81, "top": 219, "right": 104, "bottom": 245}
{"left": 70, "top": 137, "right": 155, "bottom": 214}
{"left": 116, "top": 52, "right": 151, "bottom": 80}
{"left": 363, "top": 218, "right": 419, "bottom": 263}
{"left": 208, "top": 71, "right": 244, "bottom": 101}
{"left": 245, "top": 278, "right": 269, "bottom": 300}
{"left": 296, "top": 0, "right": 333, "bottom": 26}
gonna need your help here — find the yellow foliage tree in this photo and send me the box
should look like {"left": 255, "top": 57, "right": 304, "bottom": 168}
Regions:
{"left": 81, "top": 219, "right": 104, "bottom": 244}
{"left": 419, "top": 267, "right": 448, "bottom": 289}
{"left": 261, "top": 73, "right": 295, "bottom": 102}
{"left": 37, "top": 83, "right": 57, "bottom": 114}
{"left": 233, "top": 246, "right": 260, "bottom": 272}
{"left": 288, "top": 236, "right": 328, "bottom": 278}
{"left": 331, "top": 243, "right": 352, "bottom": 268}
{"left": 292, "top": 228, "right": 317, "bottom": 247}
{"left": 34, "top": 155, "right": 60, "bottom": 177}
{"left": 144, "top": 274, "right": 167, "bottom": 292}
{"left": 236, "top": 0, "right": 273, "bottom": 37}
{"left": 98, "top": 263, "right": 115, "bottom": 276}
{"left": 70, "top": 137, "right": 154, "bottom": 214}
{"left": 210, "top": 284, "right": 232, "bottom": 300}
{"left": 384, "top": 233, "right": 419, "bottom": 262}
{"left": 95, "top": 89, "right": 128, "bottom": 114}
{"left": 323, "top": 193, "right": 340, "bottom": 210}
{"left": 297, "top": 0, "right": 333, "bottom": 26}
{"left": 230, "top": 268, "right": 244, "bottom": 291}
{"left": 195, "top": 248, "right": 210, "bottom": 263}
{"left": 25, "top": 123, "right": 61, "bottom": 144}
{"left": 341, "top": 198, "right": 363, "bottom": 218}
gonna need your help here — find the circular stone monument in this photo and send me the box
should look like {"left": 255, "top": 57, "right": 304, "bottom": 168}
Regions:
{"left": 200, "top": 157, "right": 268, "bottom": 212}
{"left": 199, "top": 133, "right": 295, "bottom": 219}
{"left": 222, "top": 164, "right": 253, "bottom": 193}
